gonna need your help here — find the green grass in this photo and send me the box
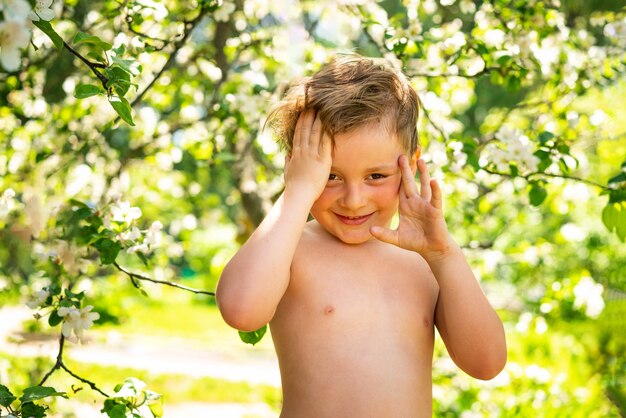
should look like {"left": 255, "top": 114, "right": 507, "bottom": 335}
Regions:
{"left": 0, "top": 353, "right": 282, "bottom": 410}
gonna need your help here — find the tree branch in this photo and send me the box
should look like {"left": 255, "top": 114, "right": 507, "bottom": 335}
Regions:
{"left": 483, "top": 167, "right": 608, "bottom": 190}
{"left": 60, "top": 363, "right": 109, "bottom": 397}
{"left": 127, "top": 5, "right": 211, "bottom": 111}
{"left": 38, "top": 334, "right": 109, "bottom": 397}
{"left": 63, "top": 41, "right": 108, "bottom": 88}
{"left": 113, "top": 261, "right": 216, "bottom": 296}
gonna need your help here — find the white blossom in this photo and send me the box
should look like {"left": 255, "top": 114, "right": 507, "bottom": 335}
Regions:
{"left": 603, "top": 17, "right": 626, "bottom": 47}
{"left": 0, "top": 0, "right": 31, "bottom": 19}
{"left": 214, "top": 0, "right": 236, "bottom": 22}
{"left": 127, "top": 242, "right": 149, "bottom": 254}
{"left": 145, "top": 220, "right": 163, "bottom": 246}
{"left": 119, "top": 226, "right": 141, "bottom": 243}
{"left": 26, "top": 288, "right": 50, "bottom": 309}
{"left": 489, "top": 126, "right": 540, "bottom": 172}
{"left": 459, "top": 0, "right": 476, "bottom": 14}
{"left": 483, "top": 28, "right": 505, "bottom": 48}
{"left": 110, "top": 201, "right": 142, "bottom": 225}
{"left": 573, "top": 276, "right": 605, "bottom": 319}
{"left": 0, "top": 18, "right": 31, "bottom": 71}
{"left": 448, "top": 141, "right": 467, "bottom": 172}
{"left": 0, "top": 188, "right": 16, "bottom": 217}
{"left": 58, "top": 305, "right": 100, "bottom": 343}
{"left": 589, "top": 109, "right": 607, "bottom": 126}
{"left": 29, "top": 0, "right": 55, "bottom": 21}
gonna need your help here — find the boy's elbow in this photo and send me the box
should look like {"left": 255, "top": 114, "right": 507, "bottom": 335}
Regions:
{"left": 220, "top": 307, "right": 268, "bottom": 332}
{"left": 216, "top": 287, "right": 271, "bottom": 332}
{"left": 470, "top": 349, "right": 507, "bottom": 381}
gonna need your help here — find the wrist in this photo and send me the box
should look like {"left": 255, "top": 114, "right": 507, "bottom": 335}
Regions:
{"left": 421, "top": 236, "right": 460, "bottom": 265}
{"left": 282, "top": 185, "right": 319, "bottom": 211}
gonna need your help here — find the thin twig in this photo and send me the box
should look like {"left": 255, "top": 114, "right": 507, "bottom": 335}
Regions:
{"left": 127, "top": 5, "right": 211, "bottom": 111}
{"left": 421, "top": 103, "right": 449, "bottom": 142}
{"left": 482, "top": 167, "right": 608, "bottom": 190}
{"left": 60, "top": 363, "right": 109, "bottom": 397}
{"left": 113, "top": 261, "right": 216, "bottom": 296}
{"left": 39, "top": 334, "right": 65, "bottom": 386}
{"left": 63, "top": 41, "right": 109, "bottom": 88}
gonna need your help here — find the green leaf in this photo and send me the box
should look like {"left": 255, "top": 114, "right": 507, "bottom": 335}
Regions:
{"left": 102, "top": 401, "right": 127, "bottom": 418}
{"left": 136, "top": 251, "right": 149, "bottom": 267}
{"left": 20, "top": 386, "right": 67, "bottom": 403}
{"left": 148, "top": 396, "right": 164, "bottom": 417}
{"left": 112, "top": 45, "right": 126, "bottom": 55}
{"left": 48, "top": 309, "right": 63, "bottom": 327}
{"left": 496, "top": 54, "right": 512, "bottom": 66}
{"left": 538, "top": 131, "right": 554, "bottom": 144}
{"left": 0, "top": 384, "right": 16, "bottom": 407}
{"left": 109, "top": 96, "right": 135, "bottom": 126}
{"left": 529, "top": 184, "right": 547, "bottom": 206}
{"left": 32, "top": 20, "right": 64, "bottom": 49}
{"left": 111, "top": 55, "right": 141, "bottom": 76}
{"left": 94, "top": 238, "right": 122, "bottom": 264}
{"left": 617, "top": 212, "right": 626, "bottom": 241}
{"left": 21, "top": 402, "right": 47, "bottom": 418}
{"left": 73, "top": 206, "right": 93, "bottom": 220}
{"left": 75, "top": 84, "right": 103, "bottom": 99}
{"left": 68, "top": 199, "right": 89, "bottom": 208}
{"left": 238, "top": 324, "right": 267, "bottom": 345}
{"left": 73, "top": 31, "right": 112, "bottom": 51}
{"left": 105, "top": 66, "right": 132, "bottom": 96}
{"left": 602, "top": 203, "right": 618, "bottom": 231}
{"left": 608, "top": 172, "right": 626, "bottom": 185}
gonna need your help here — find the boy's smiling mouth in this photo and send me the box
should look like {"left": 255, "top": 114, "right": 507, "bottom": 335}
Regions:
{"left": 335, "top": 213, "right": 373, "bottom": 225}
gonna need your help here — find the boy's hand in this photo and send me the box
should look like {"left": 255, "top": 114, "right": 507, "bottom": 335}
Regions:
{"left": 284, "top": 109, "right": 332, "bottom": 202}
{"left": 370, "top": 155, "right": 452, "bottom": 259}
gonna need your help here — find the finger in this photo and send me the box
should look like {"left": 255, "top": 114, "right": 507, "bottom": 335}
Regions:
{"left": 293, "top": 112, "right": 305, "bottom": 149}
{"left": 302, "top": 109, "right": 316, "bottom": 148}
{"left": 399, "top": 155, "right": 419, "bottom": 198}
{"left": 319, "top": 128, "right": 332, "bottom": 158}
{"left": 370, "top": 226, "right": 398, "bottom": 247}
{"left": 310, "top": 113, "right": 323, "bottom": 150}
{"left": 417, "top": 159, "right": 431, "bottom": 201}
{"left": 430, "top": 178, "right": 443, "bottom": 210}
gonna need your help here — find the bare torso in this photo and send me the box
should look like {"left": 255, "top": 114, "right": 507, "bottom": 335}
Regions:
{"left": 270, "top": 221, "right": 440, "bottom": 418}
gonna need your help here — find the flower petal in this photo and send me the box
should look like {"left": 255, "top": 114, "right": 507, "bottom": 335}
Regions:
{"left": 38, "top": 8, "right": 55, "bottom": 21}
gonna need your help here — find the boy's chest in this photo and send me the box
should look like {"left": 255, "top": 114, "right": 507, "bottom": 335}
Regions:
{"left": 279, "top": 242, "right": 438, "bottom": 335}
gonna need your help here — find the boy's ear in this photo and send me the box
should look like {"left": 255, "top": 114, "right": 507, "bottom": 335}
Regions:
{"left": 409, "top": 147, "right": 421, "bottom": 174}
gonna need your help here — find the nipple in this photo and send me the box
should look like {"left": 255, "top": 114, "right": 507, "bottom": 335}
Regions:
{"left": 324, "top": 305, "right": 334, "bottom": 315}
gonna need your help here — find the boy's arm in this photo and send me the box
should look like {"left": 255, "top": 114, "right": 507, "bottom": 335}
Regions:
{"left": 426, "top": 240, "right": 507, "bottom": 380}
{"left": 370, "top": 156, "right": 506, "bottom": 380}
{"left": 216, "top": 110, "right": 331, "bottom": 332}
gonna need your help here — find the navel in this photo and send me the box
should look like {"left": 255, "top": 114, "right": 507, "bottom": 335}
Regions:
{"left": 324, "top": 305, "right": 334, "bottom": 315}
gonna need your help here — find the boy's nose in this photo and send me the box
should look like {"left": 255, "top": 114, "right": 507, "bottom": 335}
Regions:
{"left": 340, "top": 184, "right": 367, "bottom": 210}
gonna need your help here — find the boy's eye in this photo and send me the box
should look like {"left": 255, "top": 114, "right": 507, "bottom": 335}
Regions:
{"left": 369, "top": 173, "right": 386, "bottom": 180}
{"left": 328, "top": 173, "right": 339, "bottom": 181}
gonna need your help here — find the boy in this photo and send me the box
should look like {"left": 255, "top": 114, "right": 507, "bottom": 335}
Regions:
{"left": 216, "top": 55, "right": 507, "bottom": 417}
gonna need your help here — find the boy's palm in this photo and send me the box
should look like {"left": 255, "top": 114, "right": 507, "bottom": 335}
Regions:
{"left": 284, "top": 110, "right": 332, "bottom": 200}
{"left": 371, "top": 156, "right": 450, "bottom": 257}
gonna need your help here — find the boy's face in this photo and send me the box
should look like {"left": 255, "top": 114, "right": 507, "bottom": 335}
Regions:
{"left": 310, "top": 121, "right": 413, "bottom": 245}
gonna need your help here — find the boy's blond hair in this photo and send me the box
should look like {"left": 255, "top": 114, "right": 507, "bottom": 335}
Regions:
{"left": 266, "top": 54, "right": 421, "bottom": 154}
